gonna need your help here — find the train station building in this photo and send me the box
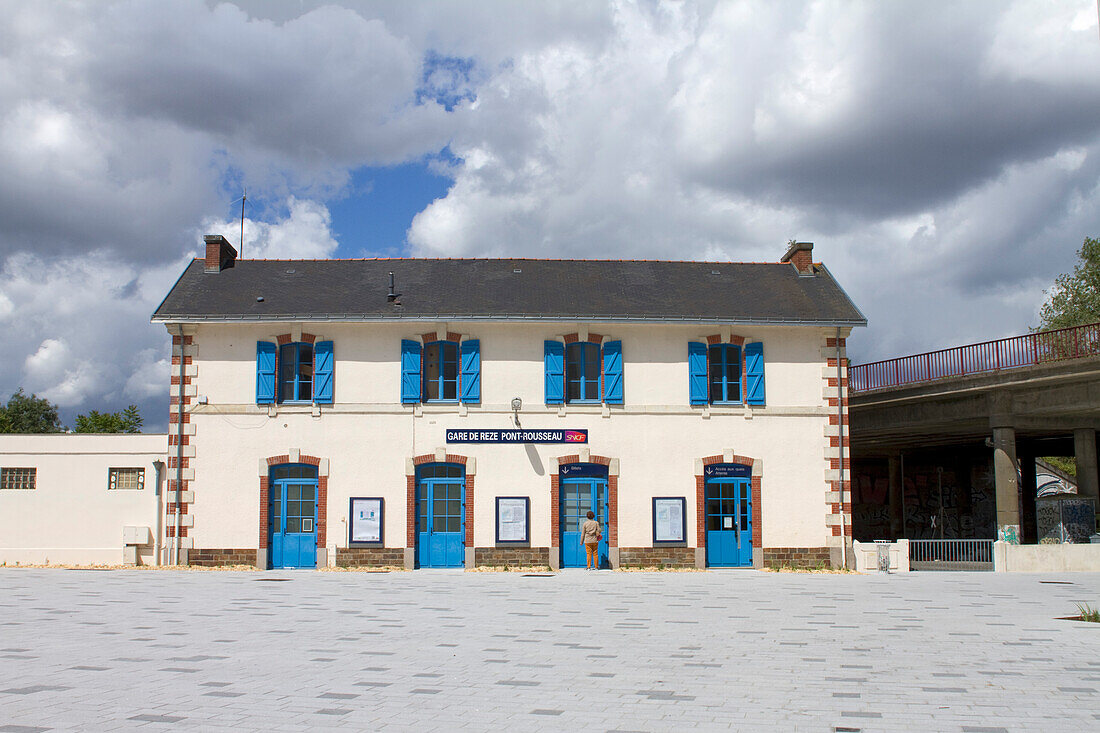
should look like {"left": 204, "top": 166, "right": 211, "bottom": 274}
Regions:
{"left": 2, "top": 238, "right": 866, "bottom": 570}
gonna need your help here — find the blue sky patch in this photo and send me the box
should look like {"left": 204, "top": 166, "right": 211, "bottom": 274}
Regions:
{"left": 416, "top": 51, "right": 478, "bottom": 111}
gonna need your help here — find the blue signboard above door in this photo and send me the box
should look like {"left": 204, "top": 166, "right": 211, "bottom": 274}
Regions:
{"left": 446, "top": 429, "right": 587, "bottom": 444}
{"left": 704, "top": 463, "right": 751, "bottom": 478}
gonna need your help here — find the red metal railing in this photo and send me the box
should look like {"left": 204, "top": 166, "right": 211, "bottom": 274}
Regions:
{"left": 850, "top": 321, "right": 1100, "bottom": 392}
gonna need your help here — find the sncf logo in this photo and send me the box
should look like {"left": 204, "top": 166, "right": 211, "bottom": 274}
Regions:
{"left": 564, "top": 431, "right": 587, "bottom": 443}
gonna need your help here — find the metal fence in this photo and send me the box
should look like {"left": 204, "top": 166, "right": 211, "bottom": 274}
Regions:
{"left": 909, "top": 539, "right": 994, "bottom": 571}
{"left": 850, "top": 321, "right": 1100, "bottom": 392}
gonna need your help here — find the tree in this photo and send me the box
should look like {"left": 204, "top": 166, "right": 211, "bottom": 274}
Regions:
{"left": 73, "top": 405, "right": 143, "bottom": 434}
{"left": 0, "top": 389, "right": 64, "bottom": 433}
{"left": 1037, "top": 236, "right": 1100, "bottom": 331}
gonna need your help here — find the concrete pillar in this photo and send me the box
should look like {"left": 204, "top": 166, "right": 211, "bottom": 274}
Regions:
{"left": 992, "top": 426, "right": 1020, "bottom": 543}
{"left": 888, "top": 454, "right": 903, "bottom": 539}
{"left": 1075, "top": 429, "right": 1099, "bottom": 503}
{"left": 1018, "top": 449, "right": 1037, "bottom": 545}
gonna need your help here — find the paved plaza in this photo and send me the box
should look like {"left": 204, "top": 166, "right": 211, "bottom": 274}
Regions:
{"left": 1, "top": 569, "right": 1099, "bottom": 732}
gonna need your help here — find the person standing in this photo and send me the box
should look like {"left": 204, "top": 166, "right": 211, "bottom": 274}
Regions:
{"left": 580, "top": 510, "right": 601, "bottom": 570}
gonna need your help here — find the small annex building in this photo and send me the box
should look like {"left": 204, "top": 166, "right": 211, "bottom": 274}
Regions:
{"left": 141, "top": 236, "right": 866, "bottom": 570}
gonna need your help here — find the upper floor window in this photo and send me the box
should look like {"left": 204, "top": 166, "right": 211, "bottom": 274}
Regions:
{"left": 689, "top": 340, "right": 765, "bottom": 406}
{"left": 401, "top": 338, "right": 480, "bottom": 405}
{"left": 544, "top": 338, "right": 622, "bottom": 405}
{"left": 280, "top": 342, "right": 313, "bottom": 402}
{"left": 256, "top": 339, "right": 334, "bottom": 405}
{"left": 109, "top": 467, "right": 145, "bottom": 490}
{"left": 708, "top": 344, "right": 742, "bottom": 404}
{"left": 0, "top": 467, "right": 36, "bottom": 490}
{"left": 423, "top": 341, "right": 459, "bottom": 402}
{"left": 566, "top": 342, "right": 601, "bottom": 402}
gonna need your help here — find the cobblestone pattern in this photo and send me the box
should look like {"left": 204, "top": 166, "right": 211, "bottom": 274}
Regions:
{"left": 2, "top": 569, "right": 1098, "bottom": 731}
{"left": 474, "top": 547, "right": 550, "bottom": 567}
{"left": 335, "top": 548, "right": 405, "bottom": 567}
{"left": 762, "top": 546, "right": 832, "bottom": 567}
{"left": 617, "top": 547, "right": 695, "bottom": 567}
{"left": 187, "top": 548, "right": 257, "bottom": 567}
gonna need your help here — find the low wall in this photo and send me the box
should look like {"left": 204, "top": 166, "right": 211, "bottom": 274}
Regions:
{"left": 761, "top": 547, "right": 833, "bottom": 568}
{"left": 473, "top": 547, "right": 550, "bottom": 568}
{"left": 335, "top": 547, "right": 406, "bottom": 567}
{"left": 852, "top": 540, "right": 910, "bottom": 573}
{"left": 994, "top": 541, "right": 1100, "bottom": 572}
{"left": 618, "top": 547, "right": 695, "bottom": 568}
{"left": 189, "top": 548, "right": 257, "bottom": 567}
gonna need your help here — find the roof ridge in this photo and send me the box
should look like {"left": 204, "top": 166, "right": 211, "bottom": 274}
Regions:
{"left": 230, "top": 257, "right": 785, "bottom": 265}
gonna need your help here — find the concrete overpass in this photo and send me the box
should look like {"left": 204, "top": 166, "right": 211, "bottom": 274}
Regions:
{"left": 848, "top": 322, "right": 1100, "bottom": 543}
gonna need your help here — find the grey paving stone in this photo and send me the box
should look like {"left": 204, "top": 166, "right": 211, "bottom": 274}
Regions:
{"left": 2, "top": 569, "right": 1099, "bottom": 731}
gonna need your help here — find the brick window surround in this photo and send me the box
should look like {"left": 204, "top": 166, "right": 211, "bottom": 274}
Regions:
{"left": 406, "top": 453, "right": 474, "bottom": 548}
{"left": 550, "top": 454, "right": 618, "bottom": 551}
{"left": 695, "top": 454, "right": 762, "bottom": 552}
{"left": 258, "top": 454, "right": 327, "bottom": 551}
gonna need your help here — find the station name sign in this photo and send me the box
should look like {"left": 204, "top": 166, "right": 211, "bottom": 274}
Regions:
{"left": 446, "top": 429, "right": 588, "bottom": 444}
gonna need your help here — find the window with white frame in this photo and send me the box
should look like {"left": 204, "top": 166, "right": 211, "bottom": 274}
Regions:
{"left": 109, "top": 467, "right": 145, "bottom": 490}
{"left": 0, "top": 467, "right": 36, "bottom": 490}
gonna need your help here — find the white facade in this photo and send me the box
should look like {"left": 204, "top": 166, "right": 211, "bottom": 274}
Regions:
{"left": 0, "top": 434, "right": 166, "bottom": 565}
{"left": 171, "top": 319, "right": 851, "bottom": 569}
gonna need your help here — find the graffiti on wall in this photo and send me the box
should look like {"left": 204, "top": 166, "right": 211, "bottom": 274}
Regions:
{"left": 1037, "top": 498, "right": 1096, "bottom": 543}
{"left": 852, "top": 449, "right": 996, "bottom": 541}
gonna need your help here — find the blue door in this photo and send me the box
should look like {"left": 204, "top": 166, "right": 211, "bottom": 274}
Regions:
{"left": 270, "top": 477, "right": 318, "bottom": 569}
{"left": 705, "top": 477, "right": 752, "bottom": 567}
{"left": 560, "top": 476, "right": 609, "bottom": 568}
{"left": 417, "top": 464, "right": 465, "bottom": 568}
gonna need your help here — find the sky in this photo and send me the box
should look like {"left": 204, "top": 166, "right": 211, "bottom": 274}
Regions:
{"left": 1, "top": 0, "right": 1099, "bottom": 432}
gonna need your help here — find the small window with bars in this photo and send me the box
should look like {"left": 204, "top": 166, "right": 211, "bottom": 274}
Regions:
{"left": 109, "top": 467, "right": 145, "bottom": 490}
{"left": 0, "top": 467, "right": 36, "bottom": 490}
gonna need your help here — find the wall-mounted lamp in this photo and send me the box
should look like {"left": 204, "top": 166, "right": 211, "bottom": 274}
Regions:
{"left": 511, "top": 397, "right": 522, "bottom": 426}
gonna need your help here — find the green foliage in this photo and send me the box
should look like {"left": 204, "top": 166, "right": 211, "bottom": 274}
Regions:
{"left": 0, "top": 389, "right": 63, "bottom": 433}
{"left": 1037, "top": 237, "right": 1100, "bottom": 331}
{"left": 1041, "top": 455, "right": 1077, "bottom": 479}
{"left": 1076, "top": 603, "right": 1100, "bottom": 623}
{"left": 73, "top": 405, "right": 143, "bottom": 434}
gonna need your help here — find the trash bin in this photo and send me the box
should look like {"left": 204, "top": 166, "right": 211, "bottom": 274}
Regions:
{"left": 875, "top": 540, "right": 891, "bottom": 573}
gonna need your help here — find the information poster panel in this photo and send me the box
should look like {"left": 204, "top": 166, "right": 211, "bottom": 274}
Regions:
{"left": 349, "top": 497, "right": 384, "bottom": 544}
{"left": 496, "top": 497, "right": 530, "bottom": 543}
{"left": 653, "top": 497, "right": 686, "bottom": 544}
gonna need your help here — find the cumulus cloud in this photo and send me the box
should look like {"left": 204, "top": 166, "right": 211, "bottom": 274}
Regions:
{"left": 200, "top": 197, "right": 340, "bottom": 260}
{"left": 2, "top": 0, "right": 1100, "bottom": 426}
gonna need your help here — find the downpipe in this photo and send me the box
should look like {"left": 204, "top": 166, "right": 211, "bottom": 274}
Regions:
{"left": 836, "top": 327, "right": 848, "bottom": 570}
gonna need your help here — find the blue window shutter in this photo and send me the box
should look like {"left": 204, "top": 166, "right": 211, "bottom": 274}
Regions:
{"left": 460, "top": 339, "right": 481, "bottom": 403}
{"left": 745, "top": 342, "right": 765, "bottom": 405}
{"left": 314, "top": 340, "right": 334, "bottom": 404}
{"left": 544, "top": 340, "right": 564, "bottom": 404}
{"left": 688, "top": 342, "right": 708, "bottom": 405}
{"left": 256, "top": 341, "right": 277, "bottom": 404}
{"left": 401, "top": 339, "right": 422, "bottom": 404}
{"left": 602, "top": 340, "right": 623, "bottom": 404}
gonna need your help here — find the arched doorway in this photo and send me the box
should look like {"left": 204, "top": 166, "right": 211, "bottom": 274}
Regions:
{"left": 703, "top": 463, "right": 753, "bottom": 567}
{"left": 416, "top": 463, "right": 466, "bottom": 568}
{"left": 559, "top": 462, "right": 610, "bottom": 568}
{"left": 268, "top": 463, "right": 319, "bottom": 569}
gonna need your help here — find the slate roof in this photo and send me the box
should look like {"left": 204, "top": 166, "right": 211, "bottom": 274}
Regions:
{"left": 151, "top": 258, "right": 866, "bottom": 326}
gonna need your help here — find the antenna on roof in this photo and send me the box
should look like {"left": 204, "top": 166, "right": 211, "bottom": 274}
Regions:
{"left": 239, "top": 191, "right": 247, "bottom": 259}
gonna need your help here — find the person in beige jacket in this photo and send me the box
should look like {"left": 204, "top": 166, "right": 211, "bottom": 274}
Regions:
{"left": 580, "top": 510, "right": 602, "bottom": 570}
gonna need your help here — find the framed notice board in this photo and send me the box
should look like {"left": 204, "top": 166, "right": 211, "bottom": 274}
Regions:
{"left": 496, "top": 497, "right": 530, "bottom": 543}
{"left": 349, "top": 497, "right": 384, "bottom": 545}
{"left": 652, "top": 497, "right": 686, "bottom": 544}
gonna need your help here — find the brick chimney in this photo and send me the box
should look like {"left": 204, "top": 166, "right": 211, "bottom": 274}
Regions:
{"left": 204, "top": 235, "right": 237, "bottom": 273}
{"left": 781, "top": 241, "right": 814, "bottom": 275}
